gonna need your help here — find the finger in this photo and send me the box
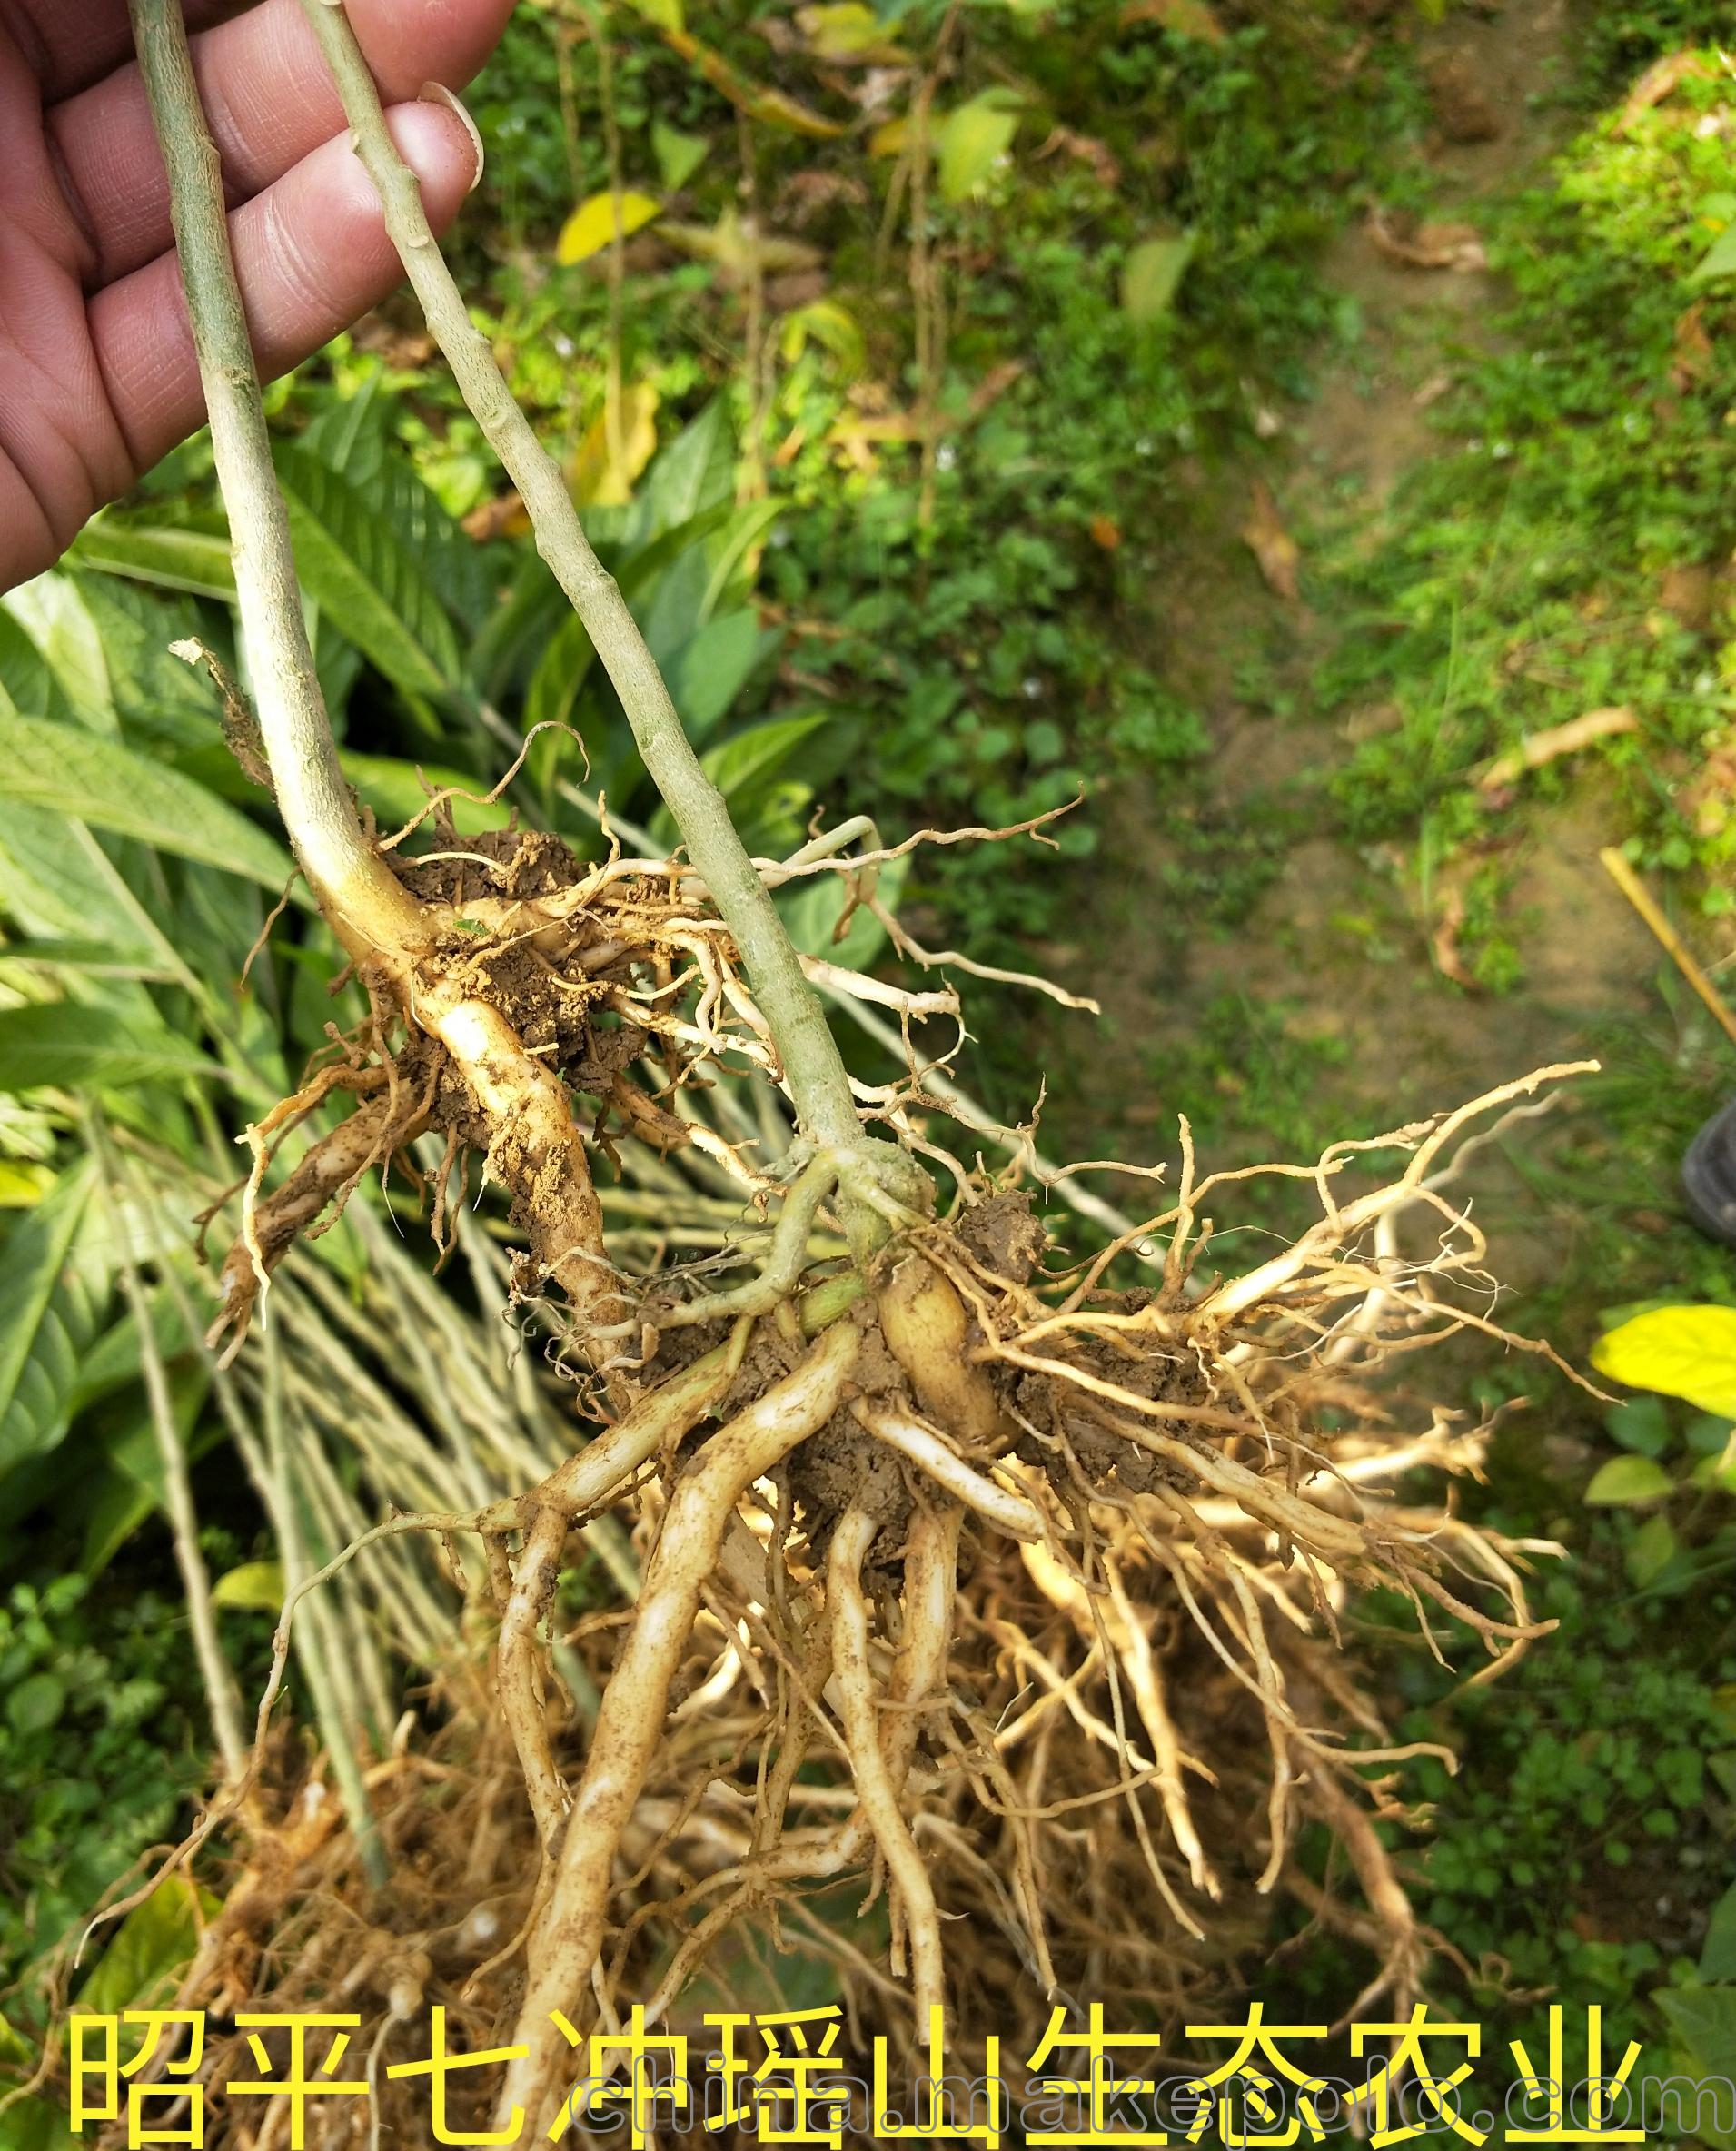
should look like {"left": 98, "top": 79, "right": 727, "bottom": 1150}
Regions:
{"left": 52, "top": 0, "right": 513, "bottom": 287}
{"left": 6, "top": 0, "right": 243, "bottom": 104}
{"left": 91, "top": 98, "right": 478, "bottom": 475}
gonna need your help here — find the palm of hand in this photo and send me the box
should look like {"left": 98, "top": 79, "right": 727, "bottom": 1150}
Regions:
{"left": 0, "top": 0, "right": 509, "bottom": 593}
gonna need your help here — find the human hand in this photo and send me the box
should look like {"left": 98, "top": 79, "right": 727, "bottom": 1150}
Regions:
{"left": 0, "top": 0, "right": 514, "bottom": 592}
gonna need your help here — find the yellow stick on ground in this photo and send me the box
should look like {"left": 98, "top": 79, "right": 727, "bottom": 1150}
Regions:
{"left": 1598, "top": 846, "right": 1736, "bottom": 1054}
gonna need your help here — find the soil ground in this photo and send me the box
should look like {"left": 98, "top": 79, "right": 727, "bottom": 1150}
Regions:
{"left": 1047, "top": 0, "right": 1672, "bottom": 1256}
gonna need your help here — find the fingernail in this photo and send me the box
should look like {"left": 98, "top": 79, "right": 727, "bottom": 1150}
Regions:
{"left": 419, "top": 81, "right": 485, "bottom": 193}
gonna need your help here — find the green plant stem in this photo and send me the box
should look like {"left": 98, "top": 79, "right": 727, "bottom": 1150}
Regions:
{"left": 128, "top": 0, "right": 422, "bottom": 961}
{"left": 88, "top": 1116, "right": 247, "bottom": 1779}
{"left": 293, "top": 0, "right": 901, "bottom": 1214}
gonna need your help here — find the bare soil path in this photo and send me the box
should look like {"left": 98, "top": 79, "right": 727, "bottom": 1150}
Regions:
{"left": 1046, "top": 0, "right": 1669, "bottom": 1237}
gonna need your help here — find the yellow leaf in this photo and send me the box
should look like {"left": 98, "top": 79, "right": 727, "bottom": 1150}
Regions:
{"left": 795, "top": 3, "right": 910, "bottom": 62}
{"left": 211, "top": 1560, "right": 286, "bottom": 1611}
{"left": 0, "top": 1160, "right": 54, "bottom": 1208}
{"left": 869, "top": 116, "right": 910, "bottom": 157}
{"left": 556, "top": 190, "right": 662, "bottom": 266}
{"left": 1592, "top": 1303, "right": 1736, "bottom": 1419}
{"left": 570, "top": 382, "right": 661, "bottom": 508}
{"left": 938, "top": 91, "right": 1020, "bottom": 203}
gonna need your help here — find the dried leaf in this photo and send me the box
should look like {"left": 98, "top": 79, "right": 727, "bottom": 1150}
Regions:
{"left": 660, "top": 208, "right": 824, "bottom": 283}
{"left": 1089, "top": 514, "right": 1122, "bottom": 551}
{"left": 1366, "top": 208, "right": 1486, "bottom": 273}
{"left": 1475, "top": 707, "right": 1638, "bottom": 792}
{"left": 1240, "top": 480, "right": 1300, "bottom": 603}
{"left": 1618, "top": 48, "right": 1715, "bottom": 133}
{"left": 1672, "top": 302, "right": 1714, "bottom": 390}
{"left": 1430, "top": 885, "right": 1477, "bottom": 990}
{"left": 659, "top": 22, "right": 848, "bottom": 138}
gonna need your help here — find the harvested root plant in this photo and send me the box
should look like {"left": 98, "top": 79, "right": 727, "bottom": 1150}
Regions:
{"left": 101, "top": 0, "right": 1588, "bottom": 2137}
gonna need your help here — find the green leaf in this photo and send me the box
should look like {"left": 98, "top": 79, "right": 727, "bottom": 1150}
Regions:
{"left": 782, "top": 856, "right": 908, "bottom": 970}
{"left": 651, "top": 120, "right": 710, "bottom": 191}
{"left": 556, "top": 190, "right": 662, "bottom": 265}
{"left": 1605, "top": 1394, "right": 1672, "bottom": 1457}
{"left": 341, "top": 752, "right": 514, "bottom": 840}
{"left": 1592, "top": 1304, "right": 1736, "bottom": 1418}
{"left": 0, "top": 1003, "right": 218, "bottom": 1092}
{"left": 525, "top": 611, "right": 600, "bottom": 739}
{"left": 7, "top": 1670, "right": 66, "bottom": 1735}
{"left": 79, "top": 1875, "right": 219, "bottom": 2016}
{"left": 1701, "top": 1883, "right": 1736, "bottom": 1983}
{"left": 212, "top": 1560, "right": 286, "bottom": 1612}
{"left": 273, "top": 441, "right": 461, "bottom": 702}
{"left": 0, "top": 1161, "right": 95, "bottom": 1478}
{"left": 1625, "top": 1512, "right": 1679, "bottom": 1590}
{"left": 1691, "top": 223, "right": 1736, "bottom": 285}
{"left": 622, "top": 0, "right": 684, "bottom": 28}
{"left": 1122, "top": 233, "right": 1195, "bottom": 322}
{"left": 0, "top": 609, "right": 75, "bottom": 725}
{"left": 1657, "top": 1982, "right": 1736, "bottom": 2086}
{"left": 67, "top": 516, "right": 236, "bottom": 602}
{"left": 632, "top": 401, "right": 734, "bottom": 543}
{"left": 664, "top": 612, "right": 768, "bottom": 740}
{"left": 2, "top": 2096, "right": 78, "bottom": 2150}
{"left": 4, "top": 574, "right": 115, "bottom": 729}
{"left": 700, "top": 501, "right": 784, "bottom": 622}
{"left": 938, "top": 91, "right": 1020, "bottom": 204}
{"left": 0, "top": 712, "right": 292, "bottom": 888}
{"left": 1583, "top": 1454, "right": 1674, "bottom": 1506}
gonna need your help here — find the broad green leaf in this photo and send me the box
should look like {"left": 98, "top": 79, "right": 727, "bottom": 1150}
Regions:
{"left": 0, "top": 1003, "right": 218, "bottom": 1092}
{"left": 782, "top": 856, "right": 908, "bottom": 970}
{"left": 651, "top": 120, "right": 710, "bottom": 192}
{"left": 0, "top": 712, "right": 292, "bottom": 887}
{"left": 525, "top": 612, "right": 599, "bottom": 738}
{"left": 938, "top": 91, "right": 1021, "bottom": 203}
{"left": 68, "top": 516, "right": 236, "bottom": 602}
{"left": 700, "top": 500, "right": 784, "bottom": 621}
{"left": 648, "top": 713, "right": 830, "bottom": 854}
{"left": 0, "top": 1159, "right": 95, "bottom": 1477}
{"left": 1605, "top": 1393, "right": 1672, "bottom": 1457}
{"left": 1691, "top": 223, "right": 1736, "bottom": 285}
{"left": 1661, "top": 1978, "right": 1736, "bottom": 2151}
{"left": 4, "top": 574, "right": 115, "bottom": 729}
{"left": 274, "top": 441, "right": 461, "bottom": 702}
{"left": 1583, "top": 1453, "right": 1673, "bottom": 1506}
{"left": 341, "top": 752, "right": 514, "bottom": 840}
{"left": 664, "top": 612, "right": 768, "bottom": 740}
{"left": 212, "top": 1560, "right": 286, "bottom": 1611}
{"left": 2, "top": 2096, "right": 76, "bottom": 2150}
{"left": 1122, "top": 233, "right": 1195, "bottom": 322}
{"left": 81, "top": 1363, "right": 213, "bottom": 1575}
{"left": 557, "top": 190, "right": 662, "bottom": 266}
{"left": 0, "top": 610, "right": 74, "bottom": 725}
{"left": 79, "top": 1875, "right": 220, "bottom": 2015}
{"left": 1592, "top": 1303, "right": 1736, "bottom": 1418}
{"left": 633, "top": 401, "right": 735, "bottom": 542}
